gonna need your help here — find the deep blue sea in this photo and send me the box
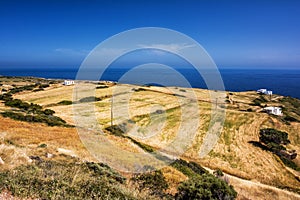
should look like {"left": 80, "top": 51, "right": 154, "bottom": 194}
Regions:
{"left": 0, "top": 68, "right": 299, "bottom": 99}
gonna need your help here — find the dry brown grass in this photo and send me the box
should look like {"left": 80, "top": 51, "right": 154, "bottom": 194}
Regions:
{"left": 14, "top": 84, "right": 74, "bottom": 105}
{"left": 1, "top": 80, "right": 300, "bottom": 199}
{"left": 0, "top": 116, "right": 94, "bottom": 168}
{"left": 161, "top": 166, "right": 188, "bottom": 195}
{"left": 186, "top": 111, "right": 300, "bottom": 190}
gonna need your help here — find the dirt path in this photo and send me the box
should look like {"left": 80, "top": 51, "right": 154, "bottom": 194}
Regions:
{"left": 203, "top": 167, "right": 300, "bottom": 200}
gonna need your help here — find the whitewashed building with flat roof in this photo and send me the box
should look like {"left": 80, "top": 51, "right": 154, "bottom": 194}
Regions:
{"left": 264, "top": 106, "right": 282, "bottom": 116}
{"left": 257, "top": 88, "right": 273, "bottom": 95}
{"left": 63, "top": 80, "right": 75, "bottom": 86}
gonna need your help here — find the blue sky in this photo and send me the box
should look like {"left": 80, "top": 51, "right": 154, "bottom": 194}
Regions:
{"left": 0, "top": 0, "right": 300, "bottom": 69}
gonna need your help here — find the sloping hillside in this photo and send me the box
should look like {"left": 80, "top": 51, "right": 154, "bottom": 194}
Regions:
{"left": 0, "top": 76, "right": 300, "bottom": 199}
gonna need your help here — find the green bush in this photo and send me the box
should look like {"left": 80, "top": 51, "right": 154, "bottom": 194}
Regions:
{"left": 105, "top": 125, "right": 154, "bottom": 153}
{"left": 38, "top": 84, "right": 50, "bottom": 89}
{"left": 0, "top": 93, "right": 13, "bottom": 101}
{"left": 170, "top": 159, "right": 207, "bottom": 178}
{"left": 57, "top": 100, "right": 73, "bottom": 105}
{"left": 79, "top": 96, "right": 101, "bottom": 103}
{"left": 43, "top": 109, "right": 55, "bottom": 115}
{"left": 4, "top": 99, "right": 43, "bottom": 113}
{"left": 247, "top": 108, "right": 253, "bottom": 112}
{"left": 0, "top": 111, "right": 69, "bottom": 127}
{"left": 214, "top": 169, "right": 224, "bottom": 177}
{"left": 259, "top": 128, "right": 290, "bottom": 146}
{"left": 284, "top": 115, "right": 298, "bottom": 122}
{"left": 133, "top": 170, "right": 169, "bottom": 197}
{"left": 33, "top": 88, "right": 44, "bottom": 92}
{"left": 252, "top": 99, "right": 262, "bottom": 106}
{"left": 280, "top": 157, "right": 300, "bottom": 171}
{"left": 176, "top": 174, "right": 237, "bottom": 200}
{"left": 9, "top": 84, "right": 37, "bottom": 94}
{"left": 38, "top": 143, "right": 47, "bottom": 148}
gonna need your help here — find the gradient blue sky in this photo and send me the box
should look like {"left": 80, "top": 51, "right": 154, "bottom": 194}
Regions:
{"left": 0, "top": 0, "right": 300, "bottom": 69}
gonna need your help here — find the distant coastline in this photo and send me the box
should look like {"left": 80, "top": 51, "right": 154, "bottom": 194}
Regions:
{"left": 0, "top": 68, "right": 299, "bottom": 99}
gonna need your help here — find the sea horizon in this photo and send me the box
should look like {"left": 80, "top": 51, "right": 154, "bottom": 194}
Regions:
{"left": 0, "top": 67, "right": 299, "bottom": 99}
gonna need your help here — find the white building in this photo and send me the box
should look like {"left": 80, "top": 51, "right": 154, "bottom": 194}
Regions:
{"left": 257, "top": 89, "right": 267, "bottom": 94}
{"left": 257, "top": 88, "right": 273, "bottom": 95}
{"left": 264, "top": 106, "right": 282, "bottom": 116}
{"left": 266, "top": 90, "right": 273, "bottom": 95}
{"left": 63, "top": 80, "right": 75, "bottom": 86}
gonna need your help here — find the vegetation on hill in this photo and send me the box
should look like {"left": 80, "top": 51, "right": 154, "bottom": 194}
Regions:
{"left": 280, "top": 97, "right": 300, "bottom": 122}
{"left": 259, "top": 128, "right": 290, "bottom": 150}
{"left": 133, "top": 170, "right": 170, "bottom": 198}
{"left": 176, "top": 174, "right": 237, "bottom": 200}
{"left": 0, "top": 156, "right": 237, "bottom": 200}
{"left": 0, "top": 84, "right": 72, "bottom": 127}
{"left": 102, "top": 124, "right": 238, "bottom": 199}
{"left": 251, "top": 128, "right": 299, "bottom": 171}
{"left": 0, "top": 159, "right": 135, "bottom": 200}
{"left": 251, "top": 95, "right": 268, "bottom": 107}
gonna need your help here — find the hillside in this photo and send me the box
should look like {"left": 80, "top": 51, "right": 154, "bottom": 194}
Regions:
{"left": 0, "top": 76, "right": 300, "bottom": 199}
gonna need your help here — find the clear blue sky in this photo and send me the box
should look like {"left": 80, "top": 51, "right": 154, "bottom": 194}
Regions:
{"left": 1, "top": 0, "right": 300, "bottom": 69}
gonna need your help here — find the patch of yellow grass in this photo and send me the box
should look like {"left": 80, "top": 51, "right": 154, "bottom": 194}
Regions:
{"left": 161, "top": 166, "right": 188, "bottom": 195}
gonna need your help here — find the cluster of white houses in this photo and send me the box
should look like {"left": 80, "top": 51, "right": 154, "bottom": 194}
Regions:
{"left": 257, "top": 88, "right": 282, "bottom": 116}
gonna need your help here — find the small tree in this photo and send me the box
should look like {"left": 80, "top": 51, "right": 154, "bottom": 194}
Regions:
{"left": 176, "top": 174, "right": 237, "bottom": 200}
{"left": 259, "top": 128, "right": 290, "bottom": 146}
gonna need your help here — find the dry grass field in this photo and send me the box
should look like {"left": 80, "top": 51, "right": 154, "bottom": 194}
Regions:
{"left": 1, "top": 77, "right": 300, "bottom": 199}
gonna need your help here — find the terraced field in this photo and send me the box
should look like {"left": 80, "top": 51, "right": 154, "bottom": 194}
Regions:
{"left": 1, "top": 77, "right": 300, "bottom": 199}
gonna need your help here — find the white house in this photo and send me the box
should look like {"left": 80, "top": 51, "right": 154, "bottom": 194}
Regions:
{"left": 257, "top": 88, "right": 273, "bottom": 95}
{"left": 257, "top": 89, "right": 267, "bottom": 94}
{"left": 264, "top": 106, "right": 282, "bottom": 116}
{"left": 266, "top": 90, "right": 273, "bottom": 95}
{"left": 63, "top": 80, "right": 75, "bottom": 86}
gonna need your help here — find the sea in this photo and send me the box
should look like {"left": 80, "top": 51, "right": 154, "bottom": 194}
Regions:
{"left": 0, "top": 67, "right": 299, "bottom": 99}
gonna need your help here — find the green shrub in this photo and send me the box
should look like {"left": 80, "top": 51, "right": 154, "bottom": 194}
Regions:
{"left": 0, "top": 93, "right": 12, "bottom": 101}
{"left": 38, "top": 143, "right": 47, "bottom": 148}
{"left": 9, "top": 84, "right": 37, "bottom": 94}
{"left": 0, "top": 111, "right": 69, "bottom": 127}
{"left": 170, "top": 159, "right": 207, "bottom": 178}
{"left": 259, "top": 128, "right": 290, "bottom": 146}
{"left": 133, "top": 170, "right": 168, "bottom": 197}
{"left": 176, "top": 174, "right": 237, "bottom": 200}
{"left": 43, "top": 109, "right": 55, "bottom": 115}
{"left": 57, "top": 100, "right": 73, "bottom": 105}
{"left": 105, "top": 125, "right": 154, "bottom": 153}
{"left": 280, "top": 157, "right": 300, "bottom": 171}
{"left": 33, "top": 88, "right": 44, "bottom": 92}
{"left": 38, "top": 84, "right": 50, "bottom": 89}
{"left": 284, "top": 115, "right": 298, "bottom": 122}
{"left": 214, "top": 168, "right": 224, "bottom": 177}
{"left": 79, "top": 96, "right": 101, "bottom": 103}
{"left": 126, "top": 137, "right": 154, "bottom": 153}
{"left": 247, "top": 108, "right": 253, "bottom": 112}
{"left": 252, "top": 99, "right": 262, "bottom": 106}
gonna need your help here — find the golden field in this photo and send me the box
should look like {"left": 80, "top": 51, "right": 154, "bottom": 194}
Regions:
{"left": 0, "top": 77, "right": 300, "bottom": 199}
